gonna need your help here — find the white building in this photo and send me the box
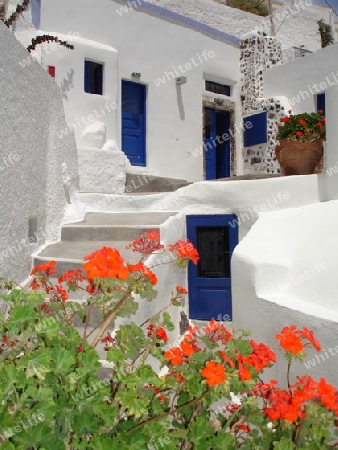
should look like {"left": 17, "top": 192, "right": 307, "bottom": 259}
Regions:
{"left": 1, "top": 0, "right": 338, "bottom": 385}
{"left": 5, "top": 0, "right": 334, "bottom": 188}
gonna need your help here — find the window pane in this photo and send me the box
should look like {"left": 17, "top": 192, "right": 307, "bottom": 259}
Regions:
{"left": 205, "top": 81, "right": 230, "bottom": 96}
{"left": 196, "top": 226, "right": 230, "bottom": 278}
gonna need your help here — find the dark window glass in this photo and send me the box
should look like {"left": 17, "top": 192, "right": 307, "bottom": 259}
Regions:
{"left": 316, "top": 93, "right": 325, "bottom": 115}
{"left": 85, "top": 61, "right": 103, "bottom": 95}
{"left": 205, "top": 81, "right": 231, "bottom": 96}
{"left": 196, "top": 226, "right": 230, "bottom": 278}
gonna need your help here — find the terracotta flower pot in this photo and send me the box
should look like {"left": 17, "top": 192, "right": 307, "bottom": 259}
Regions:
{"left": 275, "top": 140, "right": 324, "bottom": 175}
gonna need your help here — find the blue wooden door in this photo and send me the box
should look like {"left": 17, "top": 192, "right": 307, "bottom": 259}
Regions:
{"left": 204, "top": 108, "right": 217, "bottom": 180}
{"left": 204, "top": 108, "right": 230, "bottom": 180}
{"left": 122, "top": 81, "right": 146, "bottom": 166}
{"left": 187, "top": 215, "right": 238, "bottom": 321}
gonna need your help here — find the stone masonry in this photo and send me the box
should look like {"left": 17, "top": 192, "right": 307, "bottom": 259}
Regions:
{"left": 240, "top": 33, "right": 286, "bottom": 174}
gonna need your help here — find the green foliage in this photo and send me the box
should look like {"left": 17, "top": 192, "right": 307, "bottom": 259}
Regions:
{"left": 318, "top": 19, "right": 334, "bottom": 48}
{"left": 0, "top": 235, "right": 336, "bottom": 449}
{"left": 225, "top": 0, "right": 269, "bottom": 17}
{"left": 277, "top": 111, "right": 326, "bottom": 142}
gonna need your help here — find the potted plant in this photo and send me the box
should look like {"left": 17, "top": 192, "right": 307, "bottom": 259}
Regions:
{"left": 276, "top": 110, "right": 326, "bottom": 175}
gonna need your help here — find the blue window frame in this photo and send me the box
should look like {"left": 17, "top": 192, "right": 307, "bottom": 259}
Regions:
{"left": 84, "top": 60, "right": 103, "bottom": 95}
{"left": 243, "top": 112, "right": 267, "bottom": 147}
{"left": 316, "top": 93, "right": 325, "bottom": 115}
{"left": 205, "top": 81, "right": 231, "bottom": 96}
{"left": 187, "top": 215, "right": 238, "bottom": 321}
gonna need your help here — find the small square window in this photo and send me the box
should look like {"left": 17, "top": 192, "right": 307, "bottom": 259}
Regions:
{"left": 84, "top": 60, "right": 103, "bottom": 95}
{"left": 316, "top": 93, "right": 325, "bottom": 115}
{"left": 205, "top": 80, "right": 231, "bottom": 96}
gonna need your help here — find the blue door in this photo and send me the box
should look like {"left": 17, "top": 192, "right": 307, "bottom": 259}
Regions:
{"left": 187, "top": 215, "right": 238, "bottom": 321}
{"left": 122, "top": 81, "right": 146, "bottom": 166}
{"left": 204, "top": 108, "right": 230, "bottom": 180}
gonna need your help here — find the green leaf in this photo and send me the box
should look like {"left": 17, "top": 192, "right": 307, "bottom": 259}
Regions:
{"left": 189, "top": 417, "right": 213, "bottom": 442}
{"left": 138, "top": 365, "right": 160, "bottom": 386}
{"left": 272, "top": 439, "right": 294, "bottom": 450}
{"left": 118, "top": 297, "right": 139, "bottom": 318}
{"left": 116, "top": 323, "right": 147, "bottom": 360}
{"left": 140, "top": 286, "right": 157, "bottom": 302}
{"left": 0, "top": 442, "right": 16, "bottom": 450}
{"left": 0, "top": 364, "right": 26, "bottom": 395}
{"left": 51, "top": 347, "right": 76, "bottom": 374}
{"left": 162, "top": 312, "right": 174, "bottom": 331}
{"left": 117, "top": 388, "right": 150, "bottom": 418}
{"left": 106, "top": 348, "right": 125, "bottom": 363}
{"left": 89, "top": 436, "right": 116, "bottom": 450}
{"left": 17, "top": 348, "right": 52, "bottom": 380}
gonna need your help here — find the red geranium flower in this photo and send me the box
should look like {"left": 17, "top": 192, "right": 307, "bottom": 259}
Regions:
{"left": 169, "top": 240, "right": 199, "bottom": 265}
{"left": 276, "top": 325, "right": 304, "bottom": 355}
{"left": 201, "top": 361, "right": 226, "bottom": 386}
{"left": 127, "top": 230, "right": 164, "bottom": 254}
{"left": 176, "top": 286, "right": 188, "bottom": 294}
{"left": 83, "top": 247, "right": 129, "bottom": 280}
{"left": 31, "top": 260, "right": 57, "bottom": 277}
{"left": 164, "top": 347, "right": 185, "bottom": 365}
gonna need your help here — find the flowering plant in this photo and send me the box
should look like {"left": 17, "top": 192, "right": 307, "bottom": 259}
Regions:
{"left": 0, "top": 231, "right": 337, "bottom": 449}
{"left": 277, "top": 110, "right": 326, "bottom": 143}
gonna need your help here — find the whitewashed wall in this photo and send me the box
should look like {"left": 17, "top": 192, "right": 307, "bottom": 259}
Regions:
{"left": 263, "top": 43, "right": 338, "bottom": 113}
{"left": 230, "top": 85, "right": 338, "bottom": 386}
{"left": 0, "top": 22, "right": 78, "bottom": 282}
{"left": 38, "top": 0, "right": 240, "bottom": 182}
{"left": 232, "top": 201, "right": 338, "bottom": 386}
{"left": 40, "top": 35, "right": 120, "bottom": 149}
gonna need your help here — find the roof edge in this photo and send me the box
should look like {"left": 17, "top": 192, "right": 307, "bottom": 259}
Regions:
{"left": 115, "top": 0, "right": 241, "bottom": 46}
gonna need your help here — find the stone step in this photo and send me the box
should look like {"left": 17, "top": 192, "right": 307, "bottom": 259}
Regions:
{"left": 34, "top": 240, "right": 141, "bottom": 274}
{"left": 125, "top": 173, "right": 188, "bottom": 193}
{"left": 34, "top": 211, "right": 177, "bottom": 273}
{"left": 61, "top": 212, "right": 177, "bottom": 241}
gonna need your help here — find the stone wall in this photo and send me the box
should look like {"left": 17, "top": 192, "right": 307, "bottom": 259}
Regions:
{"left": 240, "top": 33, "right": 286, "bottom": 175}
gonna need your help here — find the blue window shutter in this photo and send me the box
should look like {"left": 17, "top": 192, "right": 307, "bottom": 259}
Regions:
{"left": 317, "top": 93, "right": 325, "bottom": 115}
{"left": 96, "top": 64, "right": 103, "bottom": 95}
{"left": 243, "top": 112, "right": 267, "bottom": 147}
{"left": 84, "top": 61, "right": 91, "bottom": 93}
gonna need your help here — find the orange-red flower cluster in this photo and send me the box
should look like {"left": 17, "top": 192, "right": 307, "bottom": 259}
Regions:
{"left": 169, "top": 240, "right": 199, "bottom": 265}
{"left": 240, "top": 340, "right": 276, "bottom": 372}
{"left": 83, "top": 247, "right": 129, "bottom": 280}
{"left": 275, "top": 325, "right": 321, "bottom": 355}
{"left": 204, "top": 319, "right": 232, "bottom": 344}
{"left": 262, "top": 376, "right": 338, "bottom": 422}
{"left": 127, "top": 230, "right": 164, "bottom": 255}
{"left": 176, "top": 286, "right": 188, "bottom": 294}
{"left": 201, "top": 361, "right": 226, "bottom": 386}
{"left": 129, "top": 262, "right": 158, "bottom": 285}
{"left": 147, "top": 324, "right": 168, "bottom": 342}
{"left": 31, "top": 260, "right": 57, "bottom": 277}
{"left": 58, "top": 269, "right": 86, "bottom": 285}
{"left": 164, "top": 327, "right": 200, "bottom": 365}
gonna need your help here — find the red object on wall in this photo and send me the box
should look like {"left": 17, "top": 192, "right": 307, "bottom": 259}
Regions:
{"left": 48, "top": 66, "right": 56, "bottom": 78}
